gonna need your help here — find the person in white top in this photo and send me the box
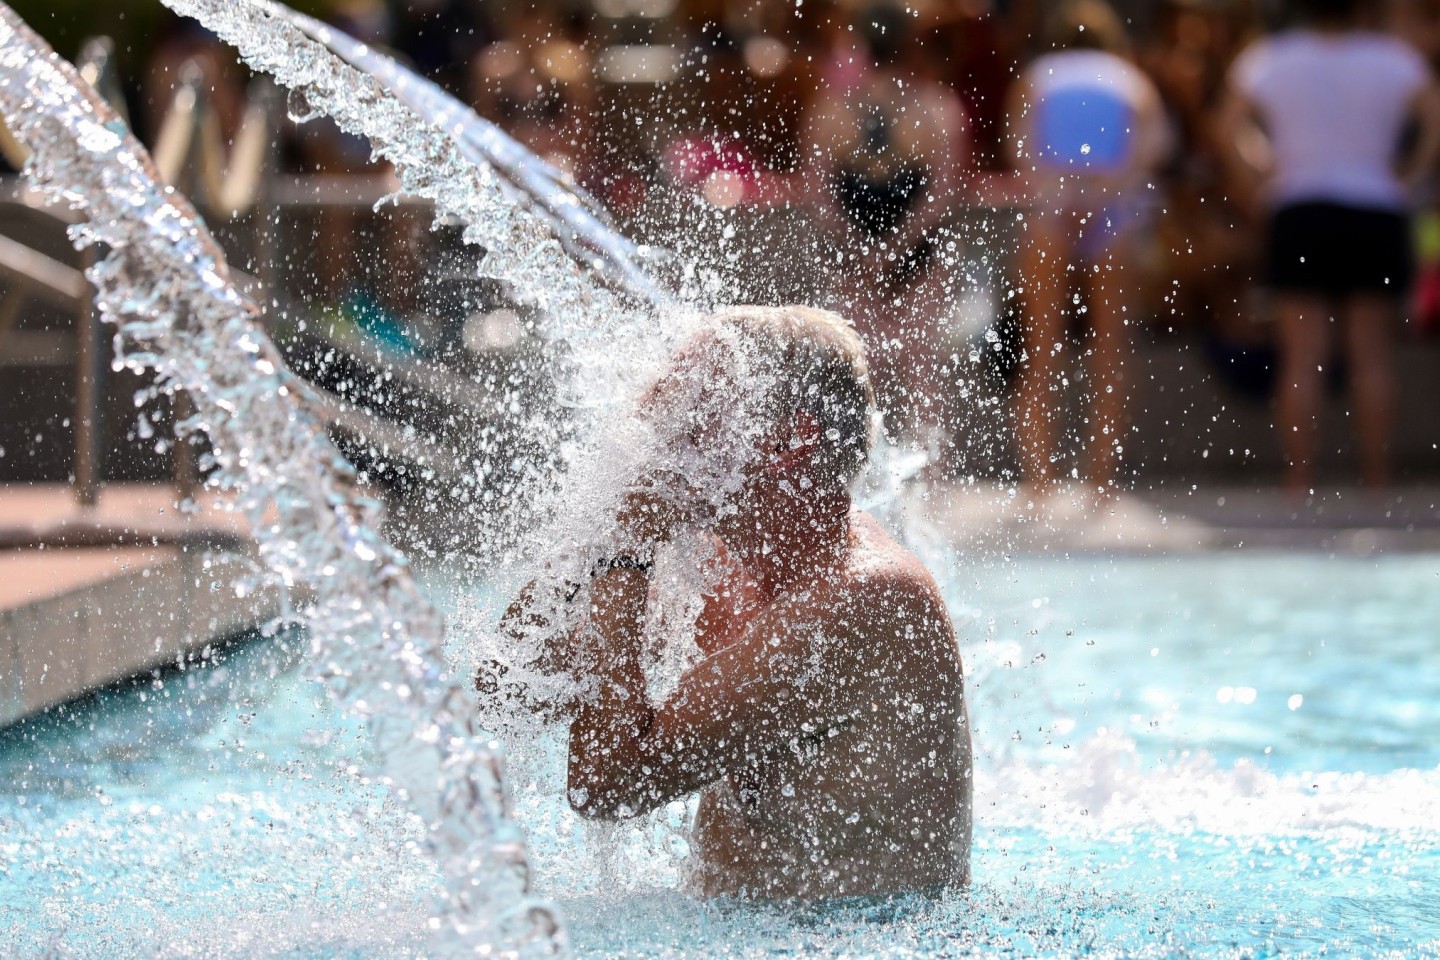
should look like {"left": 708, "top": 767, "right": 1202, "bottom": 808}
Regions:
{"left": 1223, "top": 0, "right": 1440, "bottom": 491}
{"left": 1006, "top": 0, "right": 1170, "bottom": 497}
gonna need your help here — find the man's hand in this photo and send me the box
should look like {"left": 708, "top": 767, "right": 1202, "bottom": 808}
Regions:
{"left": 568, "top": 563, "right": 656, "bottom": 818}
{"left": 475, "top": 656, "right": 509, "bottom": 699}
{"left": 615, "top": 471, "right": 707, "bottom": 549}
{"left": 487, "top": 578, "right": 592, "bottom": 694}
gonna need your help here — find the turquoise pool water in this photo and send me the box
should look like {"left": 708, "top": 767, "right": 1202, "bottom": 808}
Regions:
{"left": 2, "top": 551, "right": 1438, "bottom": 958}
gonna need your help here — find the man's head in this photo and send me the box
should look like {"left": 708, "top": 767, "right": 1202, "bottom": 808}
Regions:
{"left": 639, "top": 305, "right": 875, "bottom": 523}
{"left": 708, "top": 305, "right": 876, "bottom": 493}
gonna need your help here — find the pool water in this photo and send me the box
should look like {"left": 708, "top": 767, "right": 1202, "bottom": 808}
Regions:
{"left": 2, "top": 551, "right": 1438, "bottom": 958}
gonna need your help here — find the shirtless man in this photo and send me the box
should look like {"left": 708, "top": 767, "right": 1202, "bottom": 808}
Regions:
{"left": 496, "top": 306, "right": 972, "bottom": 901}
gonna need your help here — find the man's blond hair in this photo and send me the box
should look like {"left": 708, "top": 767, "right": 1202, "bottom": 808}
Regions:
{"left": 710, "top": 305, "right": 875, "bottom": 486}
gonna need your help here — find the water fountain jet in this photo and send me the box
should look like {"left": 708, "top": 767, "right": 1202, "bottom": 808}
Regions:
{"left": 0, "top": 5, "right": 564, "bottom": 954}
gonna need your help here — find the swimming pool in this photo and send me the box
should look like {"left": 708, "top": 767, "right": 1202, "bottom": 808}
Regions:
{"left": 2, "top": 550, "right": 1437, "bottom": 958}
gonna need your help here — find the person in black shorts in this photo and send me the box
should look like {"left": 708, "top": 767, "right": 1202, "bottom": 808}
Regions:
{"left": 1224, "top": 0, "right": 1440, "bottom": 490}
{"left": 1267, "top": 203, "right": 1414, "bottom": 300}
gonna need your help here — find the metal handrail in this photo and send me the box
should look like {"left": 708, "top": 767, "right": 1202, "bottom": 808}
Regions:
{"left": 68, "top": 37, "right": 126, "bottom": 507}
{"left": 0, "top": 233, "right": 87, "bottom": 304}
{"left": 152, "top": 61, "right": 273, "bottom": 218}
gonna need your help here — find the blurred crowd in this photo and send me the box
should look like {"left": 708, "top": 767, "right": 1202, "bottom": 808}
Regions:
{"left": 133, "top": 0, "right": 1440, "bottom": 492}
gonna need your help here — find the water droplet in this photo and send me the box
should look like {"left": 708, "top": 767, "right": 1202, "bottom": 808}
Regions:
{"left": 287, "top": 87, "right": 322, "bottom": 124}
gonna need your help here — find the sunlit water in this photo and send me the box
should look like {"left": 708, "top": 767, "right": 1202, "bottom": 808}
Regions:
{"left": 4, "top": 550, "right": 1437, "bottom": 959}
{"left": 0, "top": 9, "right": 556, "bottom": 951}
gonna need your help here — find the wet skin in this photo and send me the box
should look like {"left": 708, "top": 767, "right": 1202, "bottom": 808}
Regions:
{"left": 682, "top": 512, "right": 973, "bottom": 900}
{"left": 556, "top": 405, "right": 973, "bottom": 901}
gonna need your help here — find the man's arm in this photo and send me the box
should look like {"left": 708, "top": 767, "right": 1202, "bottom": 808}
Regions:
{"left": 567, "top": 568, "right": 884, "bottom": 820}
{"left": 1214, "top": 87, "right": 1271, "bottom": 223}
{"left": 479, "top": 479, "right": 703, "bottom": 718}
{"left": 1130, "top": 73, "right": 1173, "bottom": 180}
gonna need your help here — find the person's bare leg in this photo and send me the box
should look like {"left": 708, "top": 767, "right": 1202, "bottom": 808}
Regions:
{"left": 1273, "top": 293, "right": 1332, "bottom": 493}
{"left": 1081, "top": 253, "right": 1132, "bottom": 495}
{"left": 1342, "top": 294, "right": 1397, "bottom": 489}
{"left": 842, "top": 267, "right": 903, "bottom": 430}
{"left": 1014, "top": 227, "right": 1069, "bottom": 491}
{"left": 896, "top": 252, "right": 956, "bottom": 441}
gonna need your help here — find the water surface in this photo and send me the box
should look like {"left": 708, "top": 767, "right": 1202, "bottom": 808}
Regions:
{"left": 3, "top": 551, "right": 1437, "bottom": 958}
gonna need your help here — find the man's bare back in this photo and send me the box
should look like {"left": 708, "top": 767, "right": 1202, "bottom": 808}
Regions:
{"left": 686, "top": 511, "right": 971, "bottom": 900}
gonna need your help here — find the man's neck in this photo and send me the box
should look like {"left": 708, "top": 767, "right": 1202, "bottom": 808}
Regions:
{"left": 735, "top": 487, "right": 852, "bottom": 599}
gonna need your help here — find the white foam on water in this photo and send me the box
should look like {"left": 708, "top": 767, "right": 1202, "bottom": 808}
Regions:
{"left": 980, "top": 726, "right": 1440, "bottom": 840}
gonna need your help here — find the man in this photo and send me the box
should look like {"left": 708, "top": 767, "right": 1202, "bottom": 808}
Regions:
{"left": 495, "top": 305, "right": 972, "bottom": 902}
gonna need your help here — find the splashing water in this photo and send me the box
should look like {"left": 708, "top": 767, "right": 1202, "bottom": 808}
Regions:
{"left": 156, "top": 0, "right": 699, "bottom": 556}
{"left": 0, "top": 7, "right": 559, "bottom": 955}
{"left": 275, "top": 5, "right": 669, "bottom": 311}
{"left": 3, "top": 0, "right": 952, "bottom": 949}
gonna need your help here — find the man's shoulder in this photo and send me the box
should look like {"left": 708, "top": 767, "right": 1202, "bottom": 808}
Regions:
{"left": 835, "top": 512, "right": 947, "bottom": 618}
{"left": 808, "top": 513, "right": 959, "bottom": 686}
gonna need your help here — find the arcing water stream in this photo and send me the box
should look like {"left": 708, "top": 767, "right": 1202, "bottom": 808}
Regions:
{"left": 0, "top": 5, "right": 564, "bottom": 954}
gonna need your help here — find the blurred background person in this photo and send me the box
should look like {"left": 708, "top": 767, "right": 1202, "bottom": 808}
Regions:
{"left": 469, "top": 4, "right": 594, "bottom": 184}
{"left": 1006, "top": 0, "right": 1170, "bottom": 496}
{"left": 918, "top": 0, "right": 1015, "bottom": 172}
{"left": 142, "top": 14, "right": 247, "bottom": 148}
{"left": 801, "top": 2, "right": 970, "bottom": 435}
{"left": 1221, "top": 0, "right": 1440, "bottom": 492}
{"left": 293, "top": 1, "right": 394, "bottom": 314}
{"left": 1139, "top": 0, "right": 1261, "bottom": 344}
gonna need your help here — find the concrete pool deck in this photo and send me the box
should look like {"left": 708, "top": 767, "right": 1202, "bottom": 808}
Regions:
{"left": 922, "top": 481, "right": 1440, "bottom": 554}
{"left": 0, "top": 484, "right": 283, "bottom": 727}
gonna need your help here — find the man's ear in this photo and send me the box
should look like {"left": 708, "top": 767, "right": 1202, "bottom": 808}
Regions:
{"left": 778, "top": 409, "right": 823, "bottom": 467}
